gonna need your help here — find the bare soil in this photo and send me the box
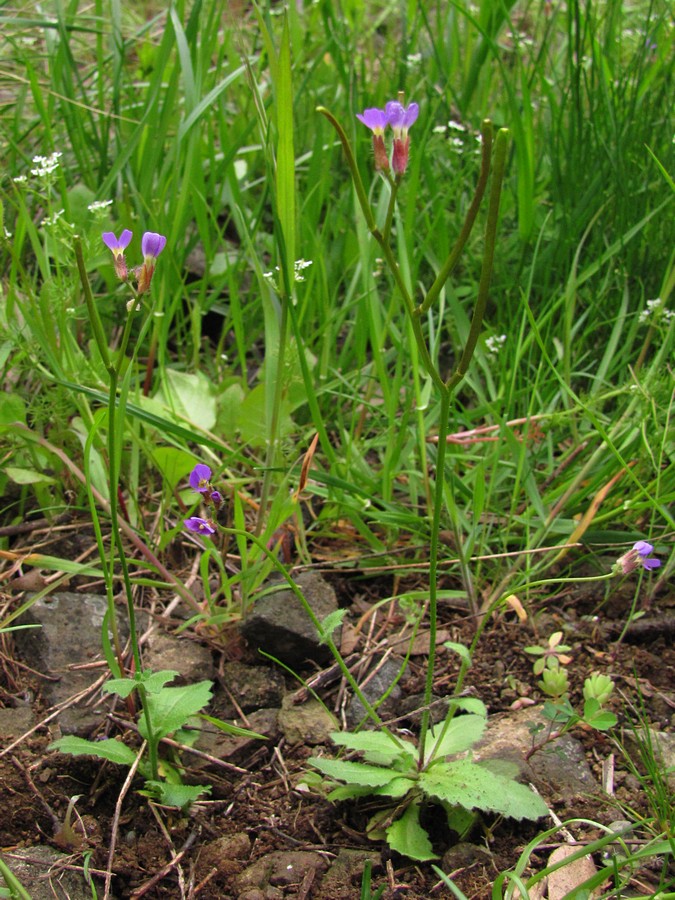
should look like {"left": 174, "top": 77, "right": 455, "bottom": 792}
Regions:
{"left": 1, "top": 523, "right": 673, "bottom": 899}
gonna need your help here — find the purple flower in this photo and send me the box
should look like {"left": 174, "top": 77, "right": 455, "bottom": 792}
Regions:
{"left": 356, "top": 107, "right": 389, "bottom": 135}
{"left": 386, "top": 100, "right": 419, "bottom": 176}
{"left": 136, "top": 231, "right": 167, "bottom": 294}
{"left": 615, "top": 540, "right": 660, "bottom": 575}
{"left": 385, "top": 101, "right": 419, "bottom": 137}
{"left": 184, "top": 517, "right": 216, "bottom": 536}
{"left": 189, "top": 463, "right": 212, "bottom": 493}
{"left": 102, "top": 229, "right": 132, "bottom": 280}
{"left": 356, "top": 106, "right": 391, "bottom": 172}
{"left": 102, "top": 230, "right": 133, "bottom": 254}
{"left": 633, "top": 541, "right": 661, "bottom": 570}
{"left": 141, "top": 231, "right": 167, "bottom": 261}
{"left": 210, "top": 490, "right": 222, "bottom": 506}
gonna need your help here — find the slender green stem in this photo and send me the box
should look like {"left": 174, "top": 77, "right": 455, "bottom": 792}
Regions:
{"left": 136, "top": 683, "right": 159, "bottom": 780}
{"left": 418, "top": 385, "right": 450, "bottom": 762}
{"left": 419, "top": 120, "right": 494, "bottom": 315}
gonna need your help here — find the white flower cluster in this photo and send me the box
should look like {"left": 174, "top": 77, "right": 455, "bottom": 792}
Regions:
{"left": 42, "top": 209, "right": 69, "bottom": 228}
{"left": 263, "top": 259, "right": 313, "bottom": 285}
{"left": 486, "top": 334, "right": 507, "bottom": 355}
{"left": 30, "top": 151, "right": 62, "bottom": 178}
{"left": 639, "top": 297, "right": 673, "bottom": 324}
{"left": 88, "top": 199, "right": 113, "bottom": 212}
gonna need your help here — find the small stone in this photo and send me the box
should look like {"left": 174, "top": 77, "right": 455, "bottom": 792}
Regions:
{"left": 278, "top": 695, "right": 338, "bottom": 745}
{"left": 142, "top": 630, "right": 213, "bottom": 683}
{"left": 220, "top": 661, "right": 285, "bottom": 713}
{"left": 345, "top": 657, "right": 404, "bottom": 728}
{"left": 0, "top": 704, "right": 34, "bottom": 741}
{"left": 239, "top": 572, "right": 340, "bottom": 667}
{"left": 441, "top": 842, "right": 492, "bottom": 872}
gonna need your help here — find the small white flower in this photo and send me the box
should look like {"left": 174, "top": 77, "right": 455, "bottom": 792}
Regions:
{"left": 432, "top": 125, "right": 447, "bottom": 135}
{"left": 4, "top": 227, "right": 12, "bottom": 239}
{"left": 31, "top": 151, "right": 62, "bottom": 178}
{"left": 293, "top": 259, "right": 313, "bottom": 282}
{"left": 448, "top": 119, "right": 466, "bottom": 131}
{"left": 88, "top": 199, "right": 113, "bottom": 212}
{"left": 42, "top": 209, "right": 66, "bottom": 227}
{"left": 13, "top": 175, "right": 28, "bottom": 184}
{"left": 406, "top": 52, "right": 422, "bottom": 64}
{"left": 486, "top": 334, "right": 507, "bottom": 355}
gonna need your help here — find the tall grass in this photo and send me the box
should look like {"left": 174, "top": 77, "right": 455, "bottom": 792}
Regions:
{"left": 0, "top": 0, "right": 672, "bottom": 606}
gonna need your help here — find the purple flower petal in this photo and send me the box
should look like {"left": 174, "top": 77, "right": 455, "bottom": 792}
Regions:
{"left": 189, "top": 463, "right": 212, "bottom": 492}
{"left": 386, "top": 100, "right": 419, "bottom": 132}
{"left": 184, "top": 516, "right": 216, "bottom": 535}
{"left": 141, "top": 231, "right": 167, "bottom": 259}
{"left": 641, "top": 557, "right": 661, "bottom": 570}
{"left": 356, "top": 107, "right": 389, "bottom": 133}
{"left": 632, "top": 540, "right": 653, "bottom": 557}
{"left": 210, "top": 490, "right": 222, "bottom": 505}
{"left": 102, "top": 229, "right": 133, "bottom": 252}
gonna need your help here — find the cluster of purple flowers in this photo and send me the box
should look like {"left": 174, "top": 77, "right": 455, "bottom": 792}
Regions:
{"left": 357, "top": 100, "right": 419, "bottom": 176}
{"left": 102, "top": 230, "right": 167, "bottom": 295}
{"left": 184, "top": 464, "right": 221, "bottom": 537}
{"left": 615, "top": 540, "right": 661, "bottom": 575}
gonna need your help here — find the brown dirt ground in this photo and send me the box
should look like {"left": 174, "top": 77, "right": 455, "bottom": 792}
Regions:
{"left": 1, "top": 526, "right": 673, "bottom": 899}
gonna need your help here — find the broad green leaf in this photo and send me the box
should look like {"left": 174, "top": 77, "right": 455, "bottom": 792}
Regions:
{"left": 142, "top": 781, "right": 211, "bottom": 809}
{"left": 157, "top": 369, "right": 217, "bottom": 431}
{"left": 139, "top": 670, "right": 181, "bottom": 694}
{"left": 330, "top": 730, "right": 417, "bottom": 767}
{"left": 420, "top": 759, "right": 548, "bottom": 821}
{"left": 327, "top": 783, "right": 378, "bottom": 801}
{"left": 374, "top": 776, "right": 417, "bottom": 799}
{"left": 453, "top": 697, "right": 488, "bottom": 717}
{"left": 0, "top": 392, "right": 26, "bottom": 426}
{"left": 425, "top": 715, "right": 486, "bottom": 763}
{"left": 103, "top": 677, "right": 141, "bottom": 699}
{"left": 152, "top": 447, "right": 198, "bottom": 491}
{"left": 139, "top": 681, "right": 213, "bottom": 741}
{"left": 3, "top": 466, "right": 56, "bottom": 485}
{"left": 50, "top": 736, "right": 139, "bottom": 768}
{"left": 387, "top": 803, "right": 437, "bottom": 861}
{"left": 309, "top": 757, "right": 399, "bottom": 788}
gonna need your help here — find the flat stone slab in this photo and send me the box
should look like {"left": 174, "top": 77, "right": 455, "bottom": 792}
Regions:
{"left": 473, "top": 705, "right": 597, "bottom": 800}
{"left": 14, "top": 592, "right": 129, "bottom": 735}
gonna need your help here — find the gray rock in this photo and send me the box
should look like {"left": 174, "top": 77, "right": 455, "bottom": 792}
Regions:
{"left": 4, "top": 845, "right": 112, "bottom": 899}
{"left": 441, "top": 841, "right": 493, "bottom": 873}
{"left": 0, "top": 704, "right": 34, "bottom": 741}
{"left": 239, "top": 572, "right": 340, "bottom": 667}
{"left": 141, "top": 629, "right": 213, "bottom": 683}
{"left": 14, "top": 592, "right": 129, "bottom": 735}
{"left": 235, "top": 851, "right": 328, "bottom": 896}
{"left": 473, "top": 705, "right": 597, "bottom": 799}
{"left": 278, "top": 694, "right": 338, "bottom": 745}
{"left": 345, "top": 657, "right": 404, "bottom": 728}
{"left": 219, "top": 660, "right": 285, "bottom": 714}
{"left": 319, "top": 849, "right": 382, "bottom": 894}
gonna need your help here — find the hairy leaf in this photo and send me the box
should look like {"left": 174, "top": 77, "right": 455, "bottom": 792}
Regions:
{"left": 330, "top": 730, "right": 417, "bottom": 767}
{"left": 50, "top": 736, "right": 140, "bottom": 768}
{"left": 309, "top": 757, "right": 400, "bottom": 788}
{"left": 138, "top": 680, "right": 213, "bottom": 741}
{"left": 387, "top": 803, "right": 437, "bottom": 861}
{"left": 419, "top": 759, "right": 548, "bottom": 820}
{"left": 424, "top": 714, "right": 486, "bottom": 763}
